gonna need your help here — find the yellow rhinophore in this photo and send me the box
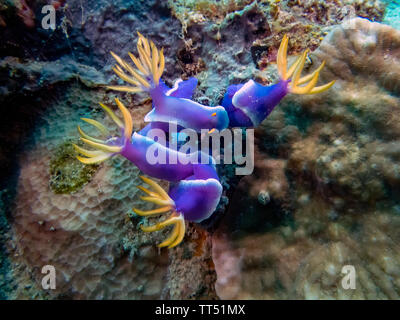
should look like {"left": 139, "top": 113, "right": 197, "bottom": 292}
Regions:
{"left": 277, "top": 34, "right": 335, "bottom": 94}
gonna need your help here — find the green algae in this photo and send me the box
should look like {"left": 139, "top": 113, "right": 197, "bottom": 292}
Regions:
{"left": 49, "top": 140, "right": 99, "bottom": 194}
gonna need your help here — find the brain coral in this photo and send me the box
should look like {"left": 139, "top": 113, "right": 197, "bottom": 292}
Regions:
{"left": 212, "top": 18, "right": 400, "bottom": 299}
{"left": 287, "top": 17, "right": 400, "bottom": 204}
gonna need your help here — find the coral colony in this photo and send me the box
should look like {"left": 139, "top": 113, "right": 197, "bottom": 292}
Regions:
{"left": 74, "top": 32, "right": 334, "bottom": 248}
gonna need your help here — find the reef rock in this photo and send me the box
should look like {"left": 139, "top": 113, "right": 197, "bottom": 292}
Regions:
{"left": 169, "top": 0, "right": 386, "bottom": 104}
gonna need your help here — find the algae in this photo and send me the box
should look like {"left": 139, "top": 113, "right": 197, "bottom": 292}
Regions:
{"left": 49, "top": 140, "right": 99, "bottom": 194}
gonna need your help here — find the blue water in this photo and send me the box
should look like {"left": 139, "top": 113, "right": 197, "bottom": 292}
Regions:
{"left": 383, "top": 0, "right": 400, "bottom": 29}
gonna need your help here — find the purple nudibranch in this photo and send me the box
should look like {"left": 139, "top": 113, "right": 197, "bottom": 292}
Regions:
{"left": 74, "top": 32, "right": 335, "bottom": 248}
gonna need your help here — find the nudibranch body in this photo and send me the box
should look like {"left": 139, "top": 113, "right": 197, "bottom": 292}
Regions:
{"left": 74, "top": 33, "right": 335, "bottom": 249}
{"left": 108, "top": 33, "right": 229, "bottom": 133}
{"left": 146, "top": 83, "right": 229, "bottom": 132}
{"left": 221, "top": 80, "right": 289, "bottom": 127}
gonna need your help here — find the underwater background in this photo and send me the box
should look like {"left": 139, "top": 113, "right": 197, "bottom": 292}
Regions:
{"left": 0, "top": 0, "right": 400, "bottom": 299}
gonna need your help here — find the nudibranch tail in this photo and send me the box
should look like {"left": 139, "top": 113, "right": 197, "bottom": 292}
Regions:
{"left": 133, "top": 176, "right": 185, "bottom": 249}
{"left": 277, "top": 34, "right": 335, "bottom": 95}
{"left": 108, "top": 32, "right": 165, "bottom": 94}
{"left": 74, "top": 98, "right": 133, "bottom": 164}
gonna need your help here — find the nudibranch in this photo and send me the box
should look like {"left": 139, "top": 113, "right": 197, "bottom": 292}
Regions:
{"left": 74, "top": 33, "right": 335, "bottom": 249}
{"left": 108, "top": 32, "right": 229, "bottom": 133}
{"left": 74, "top": 98, "right": 222, "bottom": 248}
{"left": 221, "top": 34, "right": 335, "bottom": 127}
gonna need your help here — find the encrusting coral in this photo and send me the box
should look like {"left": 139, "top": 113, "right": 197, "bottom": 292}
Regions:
{"left": 6, "top": 84, "right": 169, "bottom": 299}
{"left": 212, "top": 17, "right": 400, "bottom": 300}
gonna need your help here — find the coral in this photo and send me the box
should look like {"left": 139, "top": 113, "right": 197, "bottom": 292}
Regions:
{"left": 286, "top": 0, "right": 385, "bottom": 24}
{"left": 7, "top": 83, "right": 170, "bottom": 299}
{"left": 169, "top": 0, "right": 255, "bottom": 33}
{"left": 212, "top": 18, "right": 400, "bottom": 299}
{"left": 213, "top": 197, "right": 400, "bottom": 299}
{"left": 310, "top": 19, "right": 400, "bottom": 93}
{"left": 254, "top": 0, "right": 386, "bottom": 67}
{"left": 163, "top": 223, "right": 218, "bottom": 299}
{"left": 286, "top": 18, "right": 400, "bottom": 205}
{"left": 242, "top": 146, "right": 289, "bottom": 202}
{"left": 0, "top": 57, "right": 105, "bottom": 185}
{"left": 293, "top": 210, "right": 400, "bottom": 299}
